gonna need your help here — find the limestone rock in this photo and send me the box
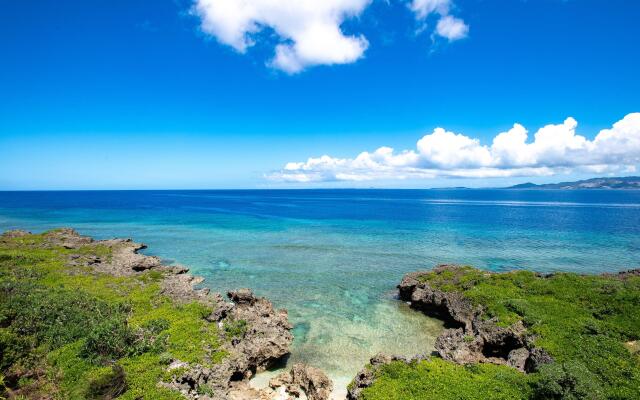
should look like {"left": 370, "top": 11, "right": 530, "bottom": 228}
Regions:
{"left": 525, "top": 347, "right": 554, "bottom": 372}
{"left": 270, "top": 364, "right": 333, "bottom": 400}
{"left": 227, "top": 289, "right": 294, "bottom": 371}
{"left": 1, "top": 229, "right": 31, "bottom": 239}
{"left": 347, "top": 353, "right": 428, "bottom": 400}
{"left": 24, "top": 227, "right": 298, "bottom": 400}
{"left": 398, "top": 267, "right": 479, "bottom": 331}
{"left": 398, "top": 265, "right": 546, "bottom": 372}
{"left": 507, "top": 347, "right": 530, "bottom": 371}
{"left": 44, "top": 228, "right": 93, "bottom": 249}
{"left": 616, "top": 268, "right": 640, "bottom": 279}
{"left": 435, "top": 328, "right": 484, "bottom": 365}
{"left": 228, "top": 288, "right": 258, "bottom": 305}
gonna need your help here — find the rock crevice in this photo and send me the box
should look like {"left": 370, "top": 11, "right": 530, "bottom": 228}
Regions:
{"left": 397, "top": 265, "right": 552, "bottom": 372}
{"left": 23, "top": 228, "right": 296, "bottom": 400}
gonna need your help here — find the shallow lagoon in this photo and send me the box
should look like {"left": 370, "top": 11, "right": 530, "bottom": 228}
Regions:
{"left": 1, "top": 189, "right": 639, "bottom": 391}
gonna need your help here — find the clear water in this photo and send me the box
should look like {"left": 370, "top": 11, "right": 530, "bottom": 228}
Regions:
{"left": 1, "top": 189, "right": 639, "bottom": 393}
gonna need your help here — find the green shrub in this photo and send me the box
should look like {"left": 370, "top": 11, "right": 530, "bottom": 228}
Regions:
{"left": 143, "top": 318, "right": 170, "bottom": 335}
{"left": 197, "top": 383, "right": 215, "bottom": 396}
{"left": 82, "top": 317, "right": 136, "bottom": 362}
{"left": 81, "top": 318, "right": 168, "bottom": 363}
{"left": 0, "top": 283, "right": 125, "bottom": 347}
{"left": 360, "top": 359, "right": 531, "bottom": 400}
{"left": 86, "top": 365, "right": 128, "bottom": 400}
{"left": 0, "top": 231, "right": 226, "bottom": 399}
{"left": 223, "top": 319, "right": 248, "bottom": 339}
{"left": 0, "top": 328, "right": 34, "bottom": 370}
{"left": 531, "top": 362, "right": 605, "bottom": 400}
{"left": 412, "top": 268, "right": 640, "bottom": 398}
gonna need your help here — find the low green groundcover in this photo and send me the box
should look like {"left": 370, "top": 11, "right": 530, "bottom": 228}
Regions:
{"left": 0, "top": 231, "right": 226, "bottom": 399}
{"left": 360, "top": 267, "right": 640, "bottom": 400}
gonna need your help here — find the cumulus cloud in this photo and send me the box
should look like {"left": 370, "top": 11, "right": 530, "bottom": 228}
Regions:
{"left": 269, "top": 113, "right": 640, "bottom": 182}
{"left": 435, "top": 15, "right": 468, "bottom": 40}
{"left": 193, "top": 0, "right": 371, "bottom": 73}
{"left": 410, "top": 0, "right": 468, "bottom": 41}
{"left": 410, "top": 0, "right": 451, "bottom": 19}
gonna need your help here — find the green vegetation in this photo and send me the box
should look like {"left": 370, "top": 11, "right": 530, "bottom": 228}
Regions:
{"left": 0, "top": 231, "right": 226, "bottom": 399}
{"left": 361, "top": 267, "right": 640, "bottom": 400}
{"left": 223, "top": 318, "right": 248, "bottom": 339}
{"left": 360, "top": 358, "right": 531, "bottom": 400}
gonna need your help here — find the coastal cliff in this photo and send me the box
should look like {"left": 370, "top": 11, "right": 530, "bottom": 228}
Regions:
{"left": 349, "top": 265, "right": 640, "bottom": 400}
{"left": 0, "top": 229, "right": 331, "bottom": 400}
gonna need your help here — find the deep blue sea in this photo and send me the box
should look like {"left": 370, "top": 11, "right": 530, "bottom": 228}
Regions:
{"left": 1, "top": 189, "right": 639, "bottom": 391}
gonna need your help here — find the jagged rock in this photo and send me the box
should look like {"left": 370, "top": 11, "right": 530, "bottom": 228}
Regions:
{"left": 347, "top": 361, "right": 381, "bottom": 400}
{"left": 44, "top": 228, "right": 93, "bottom": 249}
{"left": 110, "top": 240, "right": 163, "bottom": 272}
{"left": 206, "top": 294, "right": 234, "bottom": 322}
{"left": 398, "top": 265, "right": 545, "bottom": 372}
{"left": 1, "top": 229, "right": 31, "bottom": 238}
{"left": 228, "top": 288, "right": 258, "bottom": 305}
{"left": 26, "top": 228, "right": 297, "bottom": 400}
{"left": 171, "top": 264, "right": 190, "bottom": 274}
{"left": 160, "top": 289, "right": 294, "bottom": 399}
{"left": 525, "top": 347, "right": 554, "bottom": 372}
{"left": 507, "top": 347, "right": 530, "bottom": 370}
{"left": 227, "top": 289, "right": 293, "bottom": 371}
{"left": 347, "top": 353, "right": 428, "bottom": 400}
{"left": 369, "top": 353, "right": 393, "bottom": 366}
{"left": 269, "top": 364, "right": 333, "bottom": 400}
{"left": 398, "top": 267, "right": 479, "bottom": 331}
{"left": 435, "top": 328, "right": 484, "bottom": 365}
{"left": 616, "top": 269, "right": 640, "bottom": 280}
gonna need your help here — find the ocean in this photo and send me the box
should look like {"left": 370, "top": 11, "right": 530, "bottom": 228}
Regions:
{"left": 1, "top": 189, "right": 639, "bottom": 392}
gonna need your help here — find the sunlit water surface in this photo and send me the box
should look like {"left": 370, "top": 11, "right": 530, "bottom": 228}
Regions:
{"left": 1, "top": 189, "right": 639, "bottom": 394}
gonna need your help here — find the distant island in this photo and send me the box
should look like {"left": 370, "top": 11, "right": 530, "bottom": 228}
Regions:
{"left": 433, "top": 176, "right": 640, "bottom": 190}
{"left": 505, "top": 176, "right": 640, "bottom": 190}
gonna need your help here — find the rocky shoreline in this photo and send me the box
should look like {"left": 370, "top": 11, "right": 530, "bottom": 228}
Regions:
{"left": 4, "top": 229, "right": 638, "bottom": 399}
{"left": 348, "top": 264, "right": 640, "bottom": 400}
{"left": 347, "top": 265, "right": 553, "bottom": 399}
{"left": 397, "top": 265, "right": 553, "bottom": 372}
{"left": 1, "top": 229, "right": 334, "bottom": 400}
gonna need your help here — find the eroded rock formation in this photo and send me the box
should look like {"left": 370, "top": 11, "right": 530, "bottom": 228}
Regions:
{"left": 397, "top": 265, "right": 552, "bottom": 372}
{"left": 347, "top": 353, "right": 429, "bottom": 400}
{"left": 268, "top": 363, "right": 333, "bottom": 400}
{"left": 21, "top": 228, "right": 296, "bottom": 400}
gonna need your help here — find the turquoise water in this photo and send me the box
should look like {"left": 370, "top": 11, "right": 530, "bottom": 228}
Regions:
{"left": 1, "top": 189, "right": 639, "bottom": 390}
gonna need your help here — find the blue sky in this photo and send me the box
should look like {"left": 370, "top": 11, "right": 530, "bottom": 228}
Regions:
{"left": 1, "top": 0, "right": 639, "bottom": 189}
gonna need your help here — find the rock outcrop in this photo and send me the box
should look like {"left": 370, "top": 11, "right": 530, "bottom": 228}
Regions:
{"left": 614, "top": 268, "right": 640, "bottom": 280}
{"left": 13, "top": 228, "right": 295, "bottom": 400}
{"left": 43, "top": 228, "right": 93, "bottom": 249}
{"left": 268, "top": 363, "right": 333, "bottom": 400}
{"left": 1, "top": 229, "right": 31, "bottom": 239}
{"left": 162, "top": 288, "right": 294, "bottom": 399}
{"left": 226, "top": 289, "right": 293, "bottom": 373}
{"left": 347, "top": 354, "right": 392, "bottom": 400}
{"left": 398, "top": 265, "right": 552, "bottom": 372}
{"left": 347, "top": 353, "right": 429, "bottom": 400}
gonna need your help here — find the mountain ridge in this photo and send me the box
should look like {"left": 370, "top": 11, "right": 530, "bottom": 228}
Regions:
{"left": 505, "top": 176, "right": 640, "bottom": 189}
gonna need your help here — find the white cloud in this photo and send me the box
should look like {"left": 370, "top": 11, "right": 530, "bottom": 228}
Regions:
{"left": 193, "top": 0, "right": 371, "bottom": 73}
{"left": 192, "top": 0, "right": 470, "bottom": 72}
{"left": 435, "top": 15, "right": 468, "bottom": 40}
{"left": 269, "top": 113, "right": 640, "bottom": 182}
{"left": 410, "top": 0, "right": 451, "bottom": 19}
{"left": 410, "top": 0, "right": 468, "bottom": 42}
